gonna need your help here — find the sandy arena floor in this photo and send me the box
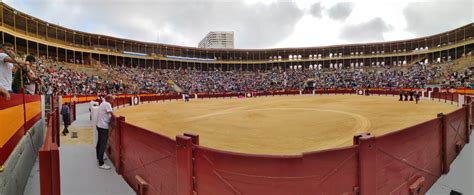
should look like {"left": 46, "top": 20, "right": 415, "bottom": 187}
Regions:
{"left": 114, "top": 95, "right": 457, "bottom": 155}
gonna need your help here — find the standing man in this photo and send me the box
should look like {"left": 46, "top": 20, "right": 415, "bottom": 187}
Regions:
{"left": 61, "top": 102, "right": 71, "bottom": 136}
{"left": 415, "top": 91, "right": 421, "bottom": 104}
{"left": 95, "top": 94, "right": 114, "bottom": 170}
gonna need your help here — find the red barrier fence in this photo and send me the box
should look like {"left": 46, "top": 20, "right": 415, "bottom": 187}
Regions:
{"left": 120, "top": 122, "right": 178, "bottom": 195}
{"left": 373, "top": 118, "right": 443, "bottom": 194}
{"left": 39, "top": 109, "right": 61, "bottom": 195}
{"left": 193, "top": 145, "right": 359, "bottom": 195}
{"left": 0, "top": 94, "right": 42, "bottom": 168}
{"left": 106, "top": 89, "right": 472, "bottom": 195}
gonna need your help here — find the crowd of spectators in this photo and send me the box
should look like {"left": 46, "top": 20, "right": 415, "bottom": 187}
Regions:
{"left": 1, "top": 52, "right": 473, "bottom": 98}
{"left": 100, "top": 62, "right": 473, "bottom": 94}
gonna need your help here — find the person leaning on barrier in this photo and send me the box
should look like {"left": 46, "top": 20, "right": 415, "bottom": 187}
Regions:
{"left": 95, "top": 94, "right": 115, "bottom": 170}
{"left": 0, "top": 43, "right": 28, "bottom": 100}
{"left": 12, "top": 55, "right": 41, "bottom": 94}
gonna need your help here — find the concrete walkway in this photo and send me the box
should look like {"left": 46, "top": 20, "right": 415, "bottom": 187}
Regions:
{"left": 59, "top": 145, "right": 134, "bottom": 195}
{"left": 24, "top": 103, "right": 134, "bottom": 195}
{"left": 427, "top": 133, "right": 474, "bottom": 194}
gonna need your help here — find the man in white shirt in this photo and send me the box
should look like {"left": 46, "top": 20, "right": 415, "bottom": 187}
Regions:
{"left": 0, "top": 43, "right": 25, "bottom": 100}
{"left": 95, "top": 95, "right": 114, "bottom": 170}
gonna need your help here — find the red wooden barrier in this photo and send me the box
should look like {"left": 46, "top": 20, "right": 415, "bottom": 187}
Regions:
{"left": 39, "top": 111, "right": 61, "bottom": 195}
{"left": 107, "top": 89, "right": 471, "bottom": 195}
{"left": 176, "top": 136, "right": 193, "bottom": 195}
{"left": 192, "top": 145, "right": 359, "bottom": 195}
{"left": 357, "top": 134, "right": 376, "bottom": 195}
{"left": 118, "top": 121, "right": 178, "bottom": 194}
{"left": 444, "top": 107, "right": 469, "bottom": 168}
{"left": 373, "top": 118, "right": 443, "bottom": 194}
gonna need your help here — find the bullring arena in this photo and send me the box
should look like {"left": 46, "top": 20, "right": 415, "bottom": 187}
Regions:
{"left": 0, "top": 1, "right": 473, "bottom": 195}
{"left": 115, "top": 95, "right": 456, "bottom": 155}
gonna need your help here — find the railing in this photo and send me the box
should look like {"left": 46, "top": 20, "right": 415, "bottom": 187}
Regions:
{"left": 39, "top": 108, "right": 61, "bottom": 195}
{"left": 105, "top": 89, "right": 472, "bottom": 195}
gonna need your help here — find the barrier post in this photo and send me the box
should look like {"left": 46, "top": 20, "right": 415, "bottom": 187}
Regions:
{"left": 136, "top": 175, "right": 149, "bottom": 195}
{"left": 356, "top": 133, "right": 376, "bottom": 195}
{"left": 73, "top": 102, "right": 77, "bottom": 121}
{"left": 55, "top": 110, "right": 60, "bottom": 146}
{"left": 468, "top": 96, "right": 474, "bottom": 131}
{"left": 39, "top": 149, "right": 52, "bottom": 195}
{"left": 464, "top": 105, "right": 470, "bottom": 144}
{"left": 438, "top": 113, "right": 449, "bottom": 174}
{"left": 183, "top": 133, "right": 200, "bottom": 145}
{"left": 50, "top": 144, "right": 61, "bottom": 195}
{"left": 176, "top": 135, "right": 194, "bottom": 195}
{"left": 115, "top": 116, "right": 125, "bottom": 174}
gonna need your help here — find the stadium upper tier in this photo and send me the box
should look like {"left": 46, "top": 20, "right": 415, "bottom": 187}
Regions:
{"left": 0, "top": 2, "right": 472, "bottom": 68}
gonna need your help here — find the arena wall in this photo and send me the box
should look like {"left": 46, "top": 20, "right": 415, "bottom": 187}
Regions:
{"left": 0, "top": 95, "right": 44, "bottom": 195}
{"left": 105, "top": 89, "right": 472, "bottom": 195}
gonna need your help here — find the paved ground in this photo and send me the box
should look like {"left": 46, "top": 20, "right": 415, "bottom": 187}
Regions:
{"left": 24, "top": 103, "right": 134, "bottom": 195}
{"left": 61, "top": 103, "right": 94, "bottom": 145}
{"left": 59, "top": 145, "right": 134, "bottom": 195}
{"left": 427, "top": 133, "right": 474, "bottom": 194}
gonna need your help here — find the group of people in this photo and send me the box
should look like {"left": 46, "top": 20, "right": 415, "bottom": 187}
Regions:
{"left": 1, "top": 43, "right": 472, "bottom": 100}
{"left": 399, "top": 90, "right": 421, "bottom": 104}
{"left": 0, "top": 43, "right": 39, "bottom": 100}
{"left": 98, "top": 62, "right": 469, "bottom": 94}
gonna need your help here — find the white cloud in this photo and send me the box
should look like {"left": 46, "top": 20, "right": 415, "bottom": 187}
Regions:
{"left": 326, "top": 2, "right": 354, "bottom": 21}
{"left": 403, "top": 0, "right": 474, "bottom": 36}
{"left": 3, "top": 0, "right": 472, "bottom": 49}
{"left": 340, "top": 18, "right": 392, "bottom": 42}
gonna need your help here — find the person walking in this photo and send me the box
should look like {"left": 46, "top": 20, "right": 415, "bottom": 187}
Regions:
{"left": 61, "top": 102, "right": 71, "bottom": 136}
{"left": 415, "top": 91, "right": 421, "bottom": 104}
{"left": 95, "top": 94, "right": 114, "bottom": 170}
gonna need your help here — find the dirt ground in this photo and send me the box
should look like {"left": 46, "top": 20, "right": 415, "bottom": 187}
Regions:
{"left": 114, "top": 95, "right": 457, "bottom": 155}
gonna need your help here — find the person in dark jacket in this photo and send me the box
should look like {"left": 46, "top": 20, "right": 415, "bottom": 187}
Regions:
{"left": 415, "top": 91, "right": 421, "bottom": 104}
{"left": 61, "top": 102, "right": 71, "bottom": 136}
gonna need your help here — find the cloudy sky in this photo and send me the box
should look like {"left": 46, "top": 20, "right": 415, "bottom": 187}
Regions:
{"left": 3, "top": 0, "right": 473, "bottom": 49}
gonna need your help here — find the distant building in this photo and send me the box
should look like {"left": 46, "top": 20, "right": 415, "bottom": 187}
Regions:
{"left": 198, "top": 31, "right": 234, "bottom": 49}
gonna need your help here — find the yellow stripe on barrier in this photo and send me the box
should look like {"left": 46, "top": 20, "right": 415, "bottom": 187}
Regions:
{"left": 0, "top": 101, "right": 41, "bottom": 147}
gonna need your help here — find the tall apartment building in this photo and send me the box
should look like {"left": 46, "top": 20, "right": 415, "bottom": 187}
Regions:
{"left": 198, "top": 31, "right": 234, "bottom": 49}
